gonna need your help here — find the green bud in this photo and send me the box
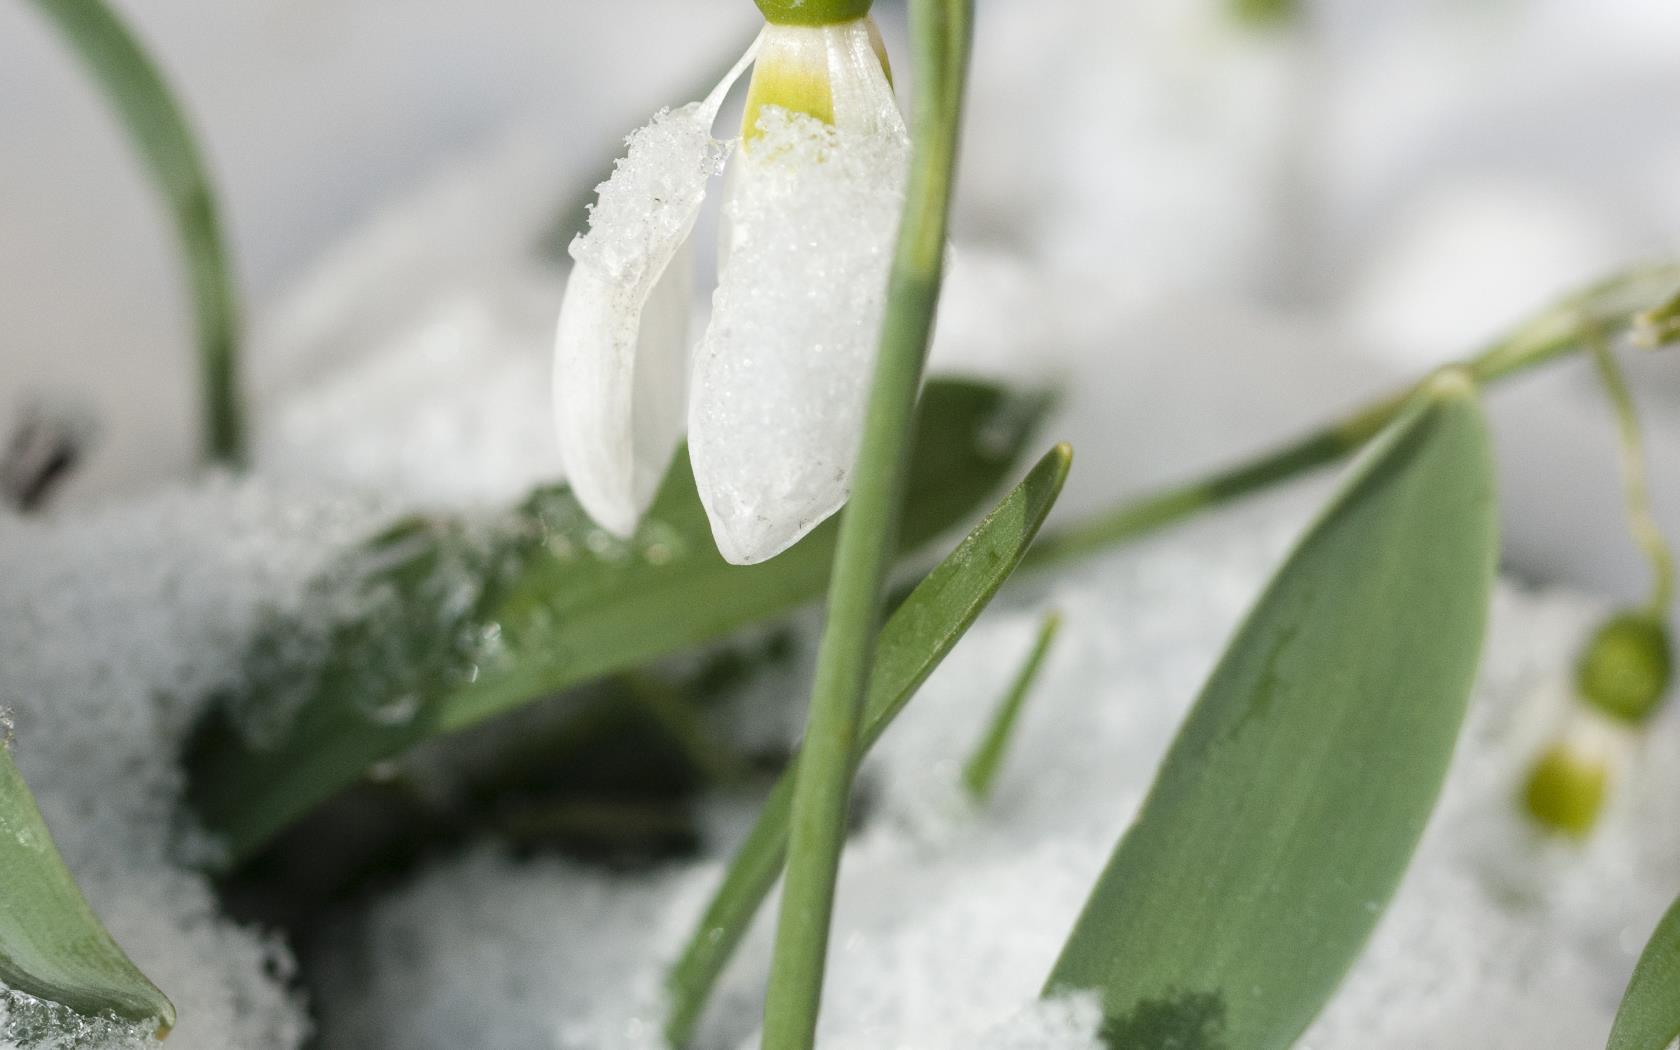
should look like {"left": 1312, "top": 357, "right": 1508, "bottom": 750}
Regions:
{"left": 1576, "top": 611, "right": 1673, "bottom": 724}
{"left": 1633, "top": 288, "right": 1680, "bottom": 348}
{"left": 754, "top": 0, "right": 873, "bottom": 26}
{"left": 1230, "top": 0, "right": 1300, "bottom": 27}
{"left": 1523, "top": 740, "right": 1609, "bottom": 839}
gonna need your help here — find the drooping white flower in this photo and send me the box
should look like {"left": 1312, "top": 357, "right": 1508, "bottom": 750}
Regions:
{"left": 553, "top": 11, "right": 908, "bottom": 564}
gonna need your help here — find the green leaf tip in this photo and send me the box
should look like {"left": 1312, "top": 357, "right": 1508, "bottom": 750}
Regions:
{"left": 1577, "top": 612, "right": 1673, "bottom": 725}
{"left": 962, "top": 609, "right": 1064, "bottom": 802}
{"left": 1608, "top": 895, "right": 1680, "bottom": 1050}
{"left": 1044, "top": 387, "right": 1497, "bottom": 1048}
{"left": 0, "top": 748, "right": 175, "bottom": 1032}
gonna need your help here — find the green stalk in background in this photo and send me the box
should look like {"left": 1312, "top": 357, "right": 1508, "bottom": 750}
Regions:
{"left": 27, "top": 0, "right": 246, "bottom": 465}
{"left": 1589, "top": 338, "right": 1675, "bottom": 614}
{"left": 963, "top": 611, "right": 1062, "bottom": 802}
{"left": 1026, "top": 263, "right": 1680, "bottom": 571}
{"left": 760, "top": 2, "right": 975, "bottom": 1048}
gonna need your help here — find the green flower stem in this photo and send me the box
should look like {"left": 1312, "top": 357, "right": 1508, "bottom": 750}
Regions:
{"left": 759, "top": 3, "right": 973, "bottom": 1049}
{"left": 962, "top": 611, "right": 1062, "bottom": 802}
{"left": 27, "top": 0, "right": 246, "bottom": 465}
{"left": 1588, "top": 338, "right": 1676, "bottom": 612}
{"left": 1026, "top": 263, "right": 1680, "bottom": 571}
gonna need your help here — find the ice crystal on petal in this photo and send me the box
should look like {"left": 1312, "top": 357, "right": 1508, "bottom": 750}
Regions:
{"left": 571, "top": 105, "right": 731, "bottom": 283}
{"left": 689, "top": 107, "right": 910, "bottom": 564}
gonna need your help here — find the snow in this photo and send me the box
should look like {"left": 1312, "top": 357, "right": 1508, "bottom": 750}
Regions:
{"left": 304, "top": 498, "right": 1680, "bottom": 1050}
{"left": 0, "top": 481, "right": 392, "bottom": 1050}
{"left": 3, "top": 0, "right": 1680, "bottom": 1046}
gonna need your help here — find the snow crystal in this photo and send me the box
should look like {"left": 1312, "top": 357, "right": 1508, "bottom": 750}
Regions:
{"left": 689, "top": 106, "right": 910, "bottom": 564}
{"left": 305, "top": 493, "right": 1680, "bottom": 1050}
{"left": 1, "top": 989, "right": 151, "bottom": 1050}
{"left": 570, "top": 106, "right": 732, "bottom": 286}
{"left": 0, "top": 480, "right": 390, "bottom": 1050}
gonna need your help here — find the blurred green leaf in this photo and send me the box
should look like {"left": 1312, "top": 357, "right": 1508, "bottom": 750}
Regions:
{"left": 0, "top": 746, "right": 174, "bottom": 1032}
{"left": 1045, "top": 374, "right": 1497, "bottom": 1050}
{"left": 187, "top": 380, "right": 1048, "bottom": 864}
{"left": 1608, "top": 895, "right": 1680, "bottom": 1050}
{"left": 26, "top": 0, "right": 245, "bottom": 463}
{"left": 665, "top": 442, "right": 1072, "bottom": 1045}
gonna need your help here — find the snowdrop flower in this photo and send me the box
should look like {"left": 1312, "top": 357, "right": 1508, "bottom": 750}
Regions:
{"left": 554, "top": 0, "right": 909, "bottom": 565}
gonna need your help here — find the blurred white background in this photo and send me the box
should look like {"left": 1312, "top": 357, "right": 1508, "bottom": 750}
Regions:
{"left": 3, "top": 0, "right": 1680, "bottom": 609}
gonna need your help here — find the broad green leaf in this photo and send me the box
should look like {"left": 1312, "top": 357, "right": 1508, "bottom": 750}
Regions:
{"left": 26, "top": 0, "right": 245, "bottom": 463}
{"left": 0, "top": 747, "right": 174, "bottom": 1033}
{"left": 187, "top": 380, "right": 1048, "bottom": 864}
{"left": 664, "top": 442, "right": 1072, "bottom": 1046}
{"left": 1609, "top": 895, "right": 1680, "bottom": 1050}
{"left": 1045, "top": 374, "right": 1497, "bottom": 1050}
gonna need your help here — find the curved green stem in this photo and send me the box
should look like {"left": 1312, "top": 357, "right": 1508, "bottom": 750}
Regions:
{"left": 759, "top": 3, "right": 974, "bottom": 1048}
{"left": 1588, "top": 338, "right": 1676, "bottom": 612}
{"left": 27, "top": 0, "right": 246, "bottom": 465}
{"left": 1027, "top": 263, "right": 1680, "bottom": 571}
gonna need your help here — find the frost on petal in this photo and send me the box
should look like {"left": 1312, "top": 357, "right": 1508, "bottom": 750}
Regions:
{"left": 554, "top": 105, "right": 730, "bottom": 537}
{"left": 690, "top": 102, "right": 910, "bottom": 565}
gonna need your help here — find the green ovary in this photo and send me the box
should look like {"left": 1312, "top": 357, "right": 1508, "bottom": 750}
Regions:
{"left": 754, "top": 0, "right": 873, "bottom": 26}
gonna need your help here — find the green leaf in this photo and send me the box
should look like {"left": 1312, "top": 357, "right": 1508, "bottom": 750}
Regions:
{"left": 186, "top": 380, "right": 1049, "bottom": 864}
{"left": 1044, "top": 373, "right": 1498, "bottom": 1050}
{"left": 963, "top": 610, "right": 1063, "bottom": 802}
{"left": 1609, "top": 895, "right": 1680, "bottom": 1050}
{"left": 26, "top": 0, "right": 245, "bottom": 464}
{"left": 665, "top": 441, "right": 1072, "bottom": 1046}
{"left": 0, "top": 746, "right": 174, "bottom": 1033}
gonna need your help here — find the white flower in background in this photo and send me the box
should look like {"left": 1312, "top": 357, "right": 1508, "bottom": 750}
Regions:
{"left": 553, "top": 0, "right": 909, "bottom": 565}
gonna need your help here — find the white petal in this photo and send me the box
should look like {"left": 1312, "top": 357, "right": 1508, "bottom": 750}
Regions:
{"left": 823, "top": 19, "right": 906, "bottom": 141}
{"left": 554, "top": 240, "right": 696, "bottom": 535}
{"left": 553, "top": 35, "right": 761, "bottom": 537}
{"left": 690, "top": 48, "right": 909, "bottom": 566}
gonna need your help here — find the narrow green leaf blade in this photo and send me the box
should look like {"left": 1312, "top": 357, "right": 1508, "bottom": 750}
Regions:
{"left": 187, "top": 380, "right": 1048, "bottom": 863}
{"left": 1609, "top": 895, "right": 1680, "bottom": 1050}
{"left": 664, "top": 442, "right": 1072, "bottom": 1046}
{"left": 963, "top": 610, "right": 1063, "bottom": 802}
{"left": 0, "top": 747, "right": 174, "bottom": 1032}
{"left": 1045, "top": 375, "right": 1497, "bottom": 1050}
{"left": 26, "top": 0, "right": 245, "bottom": 464}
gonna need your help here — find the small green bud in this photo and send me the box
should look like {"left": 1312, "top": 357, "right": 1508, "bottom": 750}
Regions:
{"left": 754, "top": 0, "right": 873, "bottom": 26}
{"left": 1524, "top": 740, "right": 1610, "bottom": 839}
{"left": 1633, "top": 288, "right": 1680, "bottom": 348}
{"left": 1576, "top": 612, "right": 1673, "bottom": 724}
{"left": 1230, "top": 0, "right": 1300, "bottom": 27}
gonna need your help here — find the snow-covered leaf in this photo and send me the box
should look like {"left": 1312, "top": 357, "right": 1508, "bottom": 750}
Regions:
{"left": 1609, "top": 896, "right": 1680, "bottom": 1050}
{"left": 1045, "top": 375, "right": 1498, "bottom": 1049}
{"left": 664, "top": 441, "right": 1072, "bottom": 1045}
{"left": 187, "top": 380, "right": 1049, "bottom": 864}
{"left": 0, "top": 746, "right": 174, "bottom": 1032}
